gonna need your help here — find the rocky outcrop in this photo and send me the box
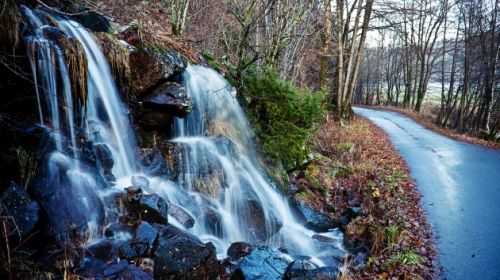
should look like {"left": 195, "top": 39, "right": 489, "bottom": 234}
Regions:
{"left": 227, "top": 242, "right": 253, "bottom": 261}
{"left": 30, "top": 169, "right": 105, "bottom": 241}
{"left": 0, "top": 182, "right": 40, "bottom": 238}
{"left": 143, "top": 82, "right": 191, "bottom": 117}
{"left": 153, "top": 225, "right": 221, "bottom": 279}
{"left": 232, "top": 246, "right": 292, "bottom": 280}
{"left": 124, "top": 188, "right": 169, "bottom": 225}
{"left": 284, "top": 262, "right": 337, "bottom": 280}
{"left": 137, "top": 148, "right": 168, "bottom": 176}
{"left": 290, "top": 200, "right": 338, "bottom": 232}
{"left": 129, "top": 48, "right": 187, "bottom": 99}
{"left": 168, "top": 204, "right": 195, "bottom": 229}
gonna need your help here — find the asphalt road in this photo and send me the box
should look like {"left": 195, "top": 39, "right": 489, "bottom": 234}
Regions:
{"left": 354, "top": 107, "right": 500, "bottom": 280}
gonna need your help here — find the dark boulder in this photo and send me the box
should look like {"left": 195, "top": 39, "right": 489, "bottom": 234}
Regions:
{"left": 117, "top": 264, "right": 153, "bottom": 280}
{"left": 119, "top": 221, "right": 158, "bottom": 260}
{"left": 311, "top": 233, "right": 346, "bottom": 264}
{"left": 232, "top": 246, "right": 292, "bottom": 280}
{"left": 290, "top": 201, "right": 337, "bottom": 232}
{"left": 136, "top": 108, "right": 174, "bottom": 131}
{"left": 76, "top": 11, "right": 111, "bottom": 33}
{"left": 94, "top": 143, "right": 115, "bottom": 182}
{"left": 143, "top": 82, "right": 192, "bottom": 117}
{"left": 0, "top": 182, "right": 39, "bottom": 238}
{"left": 204, "top": 205, "right": 223, "bottom": 236}
{"left": 125, "top": 192, "right": 169, "bottom": 224}
{"left": 138, "top": 148, "right": 168, "bottom": 176}
{"left": 30, "top": 169, "right": 105, "bottom": 241}
{"left": 246, "top": 196, "right": 283, "bottom": 243}
{"left": 86, "top": 239, "right": 121, "bottom": 262}
{"left": 129, "top": 48, "right": 187, "bottom": 98}
{"left": 227, "top": 242, "right": 253, "bottom": 261}
{"left": 340, "top": 206, "right": 362, "bottom": 227}
{"left": 168, "top": 204, "right": 195, "bottom": 228}
{"left": 284, "top": 262, "right": 338, "bottom": 280}
{"left": 153, "top": 224, "right": 221, "bottom": 279}
{"left": 118, "top": 220, "right": 160, "bottom": 260}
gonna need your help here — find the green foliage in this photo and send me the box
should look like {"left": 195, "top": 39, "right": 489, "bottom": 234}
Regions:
{"left": 386, "top": 250, "right": 422, "bottom": 269}
{"left": 242, "top": 67, "right": 325, "bottom": 170}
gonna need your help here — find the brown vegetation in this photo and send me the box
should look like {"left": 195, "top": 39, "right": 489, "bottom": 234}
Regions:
{"left": 292, "top": 113, "right": 437, "bottom": 279}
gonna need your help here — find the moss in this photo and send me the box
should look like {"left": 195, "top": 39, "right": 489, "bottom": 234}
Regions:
{"left": 330, "top": 162, "right": 353, "bottom": 177}
{"left": 335, "top": 142, "right": 354, "bottom": 154}
{"left": 242, "top": 67, "right": 324, "bottom": 170}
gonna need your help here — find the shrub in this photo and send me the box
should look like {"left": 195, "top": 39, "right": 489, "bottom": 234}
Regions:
{"left": 242, "top": 67, "right": 324, "bottom": 170}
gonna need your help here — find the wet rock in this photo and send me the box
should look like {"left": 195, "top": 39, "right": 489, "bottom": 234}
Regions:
{"left": 290, "top": 201, "right": 337, "bottom": 232}
{"left": 233, "top": 246, "right": 292, "bottom": 280}
{"left": 76, "top": 11, "right": 111, "bottom": 33}
{"left": 126, "top": 192, "right": 169, "bottom": 224}
{"left": 103, "top": 260, "right": 129, "bottom": 277}
{"left": 168, "top": 204, "right": 195, "bottom": 228}
{"left": 0, "top": 182, "right": 39, "bottom": 238}
{"left": 204, "top": 206, "right": 223, "bottom": 235}
{"left": 340, "top": 206, "right": 362, "bottom": 227}
{"left": 117, "top": 264, "right": 153, "bottom": 280}
{"left": 143, "top": 82, "right": 192, "bottom": 117}
{"left": 153, "top": 224, "right": 221, "bottom": 279}
{"left": 118, "top": 221, "right": 159, "bottom": 259}
{"left": 131, "top": 175, "right": 150, "bottom": 189}
{"left": 136, "top": 107, "right": 174, "bottom": 131}
{"left": 30, "top": 172, "right": 105, "bottom": 241}
{"left": 94, "top": 143, "right": 115, "bottom": 181}
{"left": 246, "top": 197, "right": 283, "bottom": 243}
{"left": 227, "top": 242, "right": 253, "bottom": 261}
{"left": 159, "top": 141, "right": 182, "bottom": 180}
{"left": 311, "top": 233, "right": 346, "bottom": 263}
{"left": 129, "top": 48, "right": 187, "bottom": 98}
{"left": 86, "top": 239, "right": 119, "bottom": 261}
{"left": 284, "top": 263, "right": 337, "bottom": 280}
{"left": 138, "top": 148, "right": 168, "bottom": 176}
{"left": 133, "top": 221, "right": 159, "bottom": 253}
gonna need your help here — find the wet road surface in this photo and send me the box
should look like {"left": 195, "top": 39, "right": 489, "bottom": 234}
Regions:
{"left": 354, "top": 107, "right": 500, "bottom": 280}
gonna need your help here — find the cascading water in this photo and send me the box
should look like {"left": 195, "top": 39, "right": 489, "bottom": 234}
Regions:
{"left": 22, "top": 6, "right": 343, "bottom": 266}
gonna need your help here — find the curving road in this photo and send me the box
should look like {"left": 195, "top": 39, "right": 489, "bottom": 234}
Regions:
{"left": 354, "top": 107, "right": 500, "bottom": 280}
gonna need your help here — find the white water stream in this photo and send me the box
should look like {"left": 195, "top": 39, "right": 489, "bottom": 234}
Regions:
{"left": 22, "top": 7, "right": 343, "bottom": 265}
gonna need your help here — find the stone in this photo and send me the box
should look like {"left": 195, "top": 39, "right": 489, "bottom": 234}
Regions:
{"left": 76, "top": 11, "right": 111, "bottom": 33}
{"left": 246, "top": 196, "right": 283, "bottom": 243}
{"left": 290, "top": 200, "right": 337, "bottom": 232}
{"left": 94, "top": 143, "right": 115, "bottom": 181}
{"left": 168, "top": 204, "right": 195, "bottom": 228}
{"left": 86, "top": 239, "right": 119, "bottom": 262}
{"left": 129, "top": 48, "right": 187, "bottom": 98}
{"left": 233, "top": 246, "right": 292, "bottom": 280}
{"left": 117, "top": 264, "right": 153, "bottom": 280}
{"left": 136, "top": 108, "right": 174, "bottom": 131}
{"left": 284, "top": 263, "right": 338, "bottom": 280}
{"left": 227, "top": 242, "right": 253, "bottom": 261}
{"left": 125, "top": 192, "right": 169, "bottom": 224}
{"left": 153, "top": 225, "right": 221, "bottom": 279}
{"left": 0, "top": 182, "right": 39, "bottom": 238}
{"left": 30, "top": 171, "right": 105, "bottom": 241}
{"left": 138, "top": 148, "right": 168, "bottom": 176}
{"left": 103, "top": 260, "right": 129, "bottom": 277}
{"left": 143, "top": 82, "right": 192, "bottom": 117}
{"left": 340, "top": 206, "right": 362, "bottom": 227}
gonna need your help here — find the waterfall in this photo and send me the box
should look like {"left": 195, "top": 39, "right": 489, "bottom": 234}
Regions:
{"left": 22, "top": 7, "right": 342, "bottom": 265}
